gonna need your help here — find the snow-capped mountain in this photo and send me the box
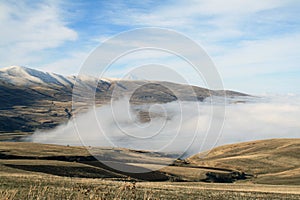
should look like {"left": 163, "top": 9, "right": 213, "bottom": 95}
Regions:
{"left": 0, "top": 66, "right": 249, "bottom": 133}
{"left": 0, "top": 66, "right": 72, "bottom": 86}
{"left": 0, "top": 66, "right": 107, "bottom": 90}
{"left": 123, "top": 73, "right": 144, "bottom": 81}
{"left": 0, "top": 66, "right": 249, "bottom": 99}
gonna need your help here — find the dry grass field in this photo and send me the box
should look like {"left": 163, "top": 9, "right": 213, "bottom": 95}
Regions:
{"left": 1, "top": 174, "right": 300, "bottom": 199}
{"left": 189, "top": 138, "right": 300, "bottom": 185}
{"left": 0, "top": 139, "right": 299, "bottom": 199}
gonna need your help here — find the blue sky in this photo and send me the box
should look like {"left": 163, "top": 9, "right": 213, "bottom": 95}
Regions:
{"left": 0, "top": 0, "right": 299, "bottom": 94}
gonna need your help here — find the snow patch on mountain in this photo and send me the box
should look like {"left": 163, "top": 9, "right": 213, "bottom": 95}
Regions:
{"left": 0, "top": 66, "right": 44, "bottom": 85}
{"left": 0, "top": 66, "right": 112, "bottom": 90}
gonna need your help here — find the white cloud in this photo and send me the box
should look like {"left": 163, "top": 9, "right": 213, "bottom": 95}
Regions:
{"left": 189, "top": 0, "right": 286, "bottom": 15}
{"left": 104, "top": 0, "right": 290, "bottom": 38}
{"left": 0, "top": 1, "right": 77, "bottom": 67}
{"left": 95, "top": 1, "right": 300, "bottom": 94}
{"left": 40, "top": 51, "right": 89, "bottom": 75}
{"left": 108, "top": 1, "right": 282, "bottom": 24}
{"left": 215, "top": 33, "right": 300, "bottom": 78}
{"left": 30, "top": 95, "right": 300, "bottom": 156}
{"left": 1, "top": 1, "right": 299, "bottom": 94}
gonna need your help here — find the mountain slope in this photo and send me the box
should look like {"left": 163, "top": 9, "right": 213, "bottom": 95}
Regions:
{"left": 187, "top": 139, "right": 300, "bottom": 185}
{"left": 0, "top": 66, "right": 249, "bottom": 137}
{"left": 0, "top": 66, "right": 73, "bottom": 86}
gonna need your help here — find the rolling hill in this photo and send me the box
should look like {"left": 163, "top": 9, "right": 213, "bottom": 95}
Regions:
{"left": 0, "top": 139, "right": 299, "bottom": 185}
{"left": 187, "top": 138, "right": 300, "bottom": 185}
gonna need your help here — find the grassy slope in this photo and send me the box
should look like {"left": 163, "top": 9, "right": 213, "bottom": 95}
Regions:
{"left": 188, "top": 138, "right": 300, "bottom": 185}
{"left": 0, "top": 139, "right": 300, "bottom": 199}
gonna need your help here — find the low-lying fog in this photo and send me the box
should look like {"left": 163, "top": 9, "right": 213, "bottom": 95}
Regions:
{"left": 29, "top": 94, "right": 300, "bottom": 157}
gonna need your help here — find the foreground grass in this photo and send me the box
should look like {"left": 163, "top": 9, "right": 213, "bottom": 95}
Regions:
{"left": 0, "top": 140, "right": 299, "bottom": 199}
{"left": 1, "top": 175, "right": 300, "bottom": 200}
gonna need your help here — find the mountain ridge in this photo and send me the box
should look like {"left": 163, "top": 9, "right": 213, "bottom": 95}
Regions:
{"left": 0, "top": 66, "right": 249, "bottom": 137}
{"left": 0, "top": 66, "right": 248, "bottom": 96}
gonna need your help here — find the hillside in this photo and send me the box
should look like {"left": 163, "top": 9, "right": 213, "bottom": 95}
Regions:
{"left": 1, "top": 139, "right": 299, "bottom": 198}
{"left": 0, "top": 66, "right": 248, "bottom": 138}
{"left": 0, "top": 139, "right": 299, "bottom": 185}
{"left": 187, "top": 139, "right": 300, "bottom": 185}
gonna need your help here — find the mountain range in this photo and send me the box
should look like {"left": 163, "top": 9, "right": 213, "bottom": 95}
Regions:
{"left": 0, "top": 66, "right": 248, "bottom": 138}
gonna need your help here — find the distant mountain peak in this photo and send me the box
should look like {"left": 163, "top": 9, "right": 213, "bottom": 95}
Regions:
{"left": 123, "top": 73, "right": 145, "bottom": 81}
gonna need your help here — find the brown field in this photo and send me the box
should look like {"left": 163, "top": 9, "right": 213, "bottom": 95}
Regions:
{"left": 188, "top": 138, "right": 300, "bottom": 185}
{"left": 1, "top": 174, "right": 300, "bottom": 200}
{"left": 0, "top": 139, "right": 299, "bottom": 199}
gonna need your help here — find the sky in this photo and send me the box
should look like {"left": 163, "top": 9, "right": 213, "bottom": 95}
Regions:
{"left": 0, "top": 0, "right": 299, "bottom": 94}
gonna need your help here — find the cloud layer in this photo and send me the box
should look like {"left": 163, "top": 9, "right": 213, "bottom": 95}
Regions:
{"left": 30, "top": 95, "right": 300, "bottom": 157}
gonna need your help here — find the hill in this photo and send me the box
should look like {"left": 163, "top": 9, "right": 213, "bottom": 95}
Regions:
{"left": 0, "top": 139, "right": 299, "bottom": 185}
{"left": 187, "top": 138, "right": 300, "bottom": 185}
{"left": 0, "top": 139, "right": 299, "bottom": 199}
{"left": 0, "top": 66, "right": 249, "bottom": 138}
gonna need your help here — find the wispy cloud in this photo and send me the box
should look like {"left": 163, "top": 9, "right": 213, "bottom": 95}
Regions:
{"left": 0, "top": 0, "right": 77, "bottom": 68}
{"left": 94, "top": 0, "right": 300, "bottom": 94}
{"left": 216, "top": 33, "right": 300, "bottom": 77}
{"left": 0, "top": 1, "right": 299, "bottom": 93}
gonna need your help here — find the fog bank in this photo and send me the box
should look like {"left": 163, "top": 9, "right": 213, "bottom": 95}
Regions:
{"left": 29, "top": 95, "right": 300, "bottom": 157}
